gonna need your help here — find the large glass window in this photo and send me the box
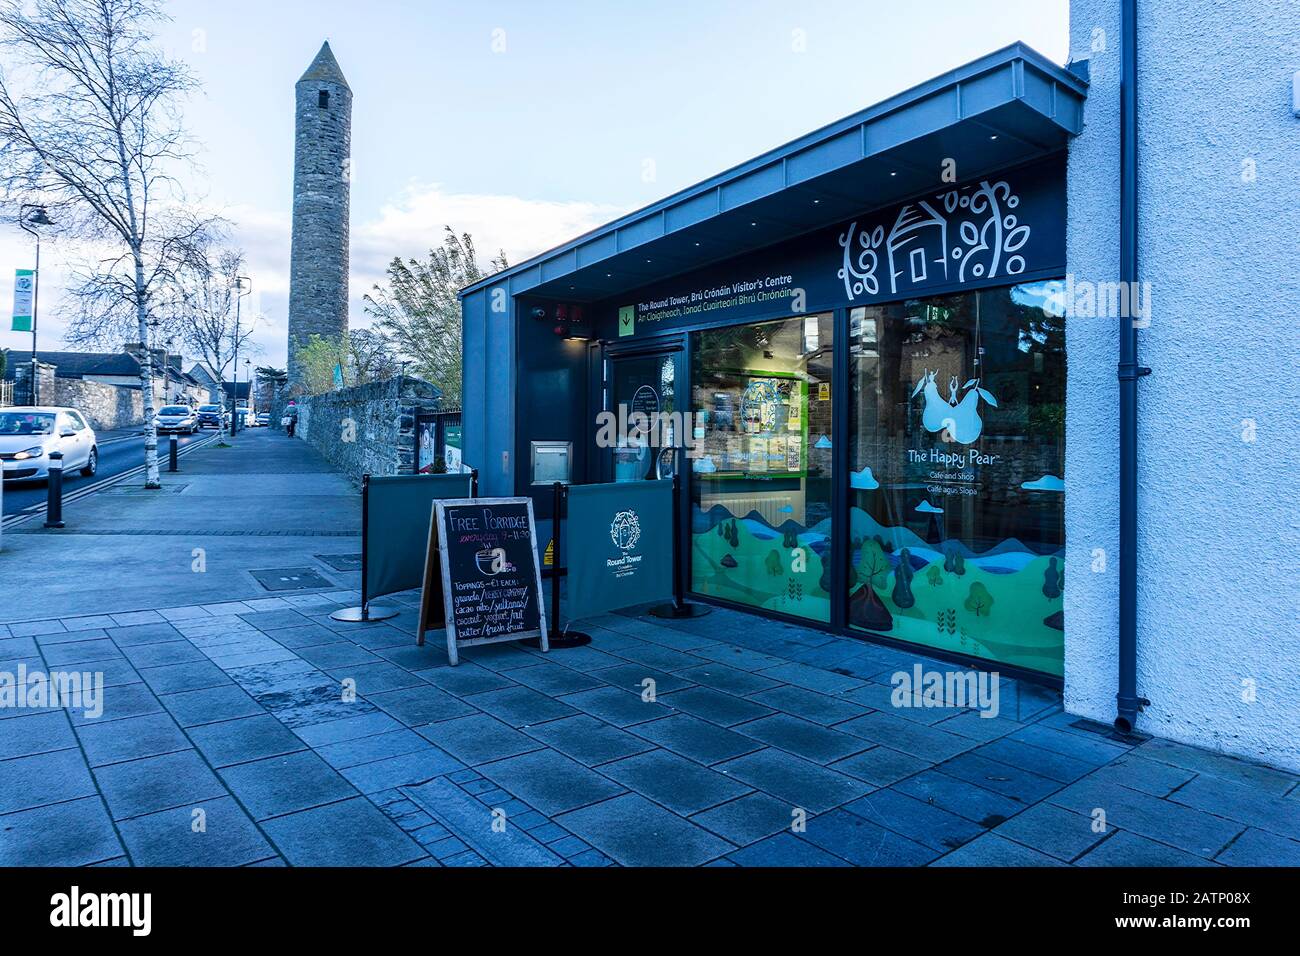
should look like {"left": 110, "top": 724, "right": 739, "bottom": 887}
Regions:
{"left": 848, "top": 282, "right": 1065, "bottom": 675}
{"left": 690, "top": 314, "right": 833, "bottom": 622}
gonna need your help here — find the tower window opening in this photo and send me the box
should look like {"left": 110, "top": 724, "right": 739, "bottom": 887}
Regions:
{"left": 318, "top": 90, "right": 330, "bottom": 109}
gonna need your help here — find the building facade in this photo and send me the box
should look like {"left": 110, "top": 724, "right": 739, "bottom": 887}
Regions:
{"left": 286, "top": 41, "right": 352, "bottom": 395}
{"left": 460, "top": 22, "right": 1298, "bottom": 772}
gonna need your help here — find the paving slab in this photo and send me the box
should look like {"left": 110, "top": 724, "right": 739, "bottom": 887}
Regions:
{"left": 117, "top": 796, "right": 276, "bottom": 866}
{"left": 477, "top": 749, "right": 624, "bottom": 817}
{"left": 0, "top": 795, "right": 124, "bottom": 866}
{"left": 189, "top": 714, "right": 308, "bottom": 768}
{"left": 556, "top": 793, "right": 733, "bottom": 866}
{"left": 628, "top": 713, "right": 764, "bottom": 766}
{"left": 1048, "top": 776, "right": 1244, "bottom": 859}
{"left": 522, "top": 714, "right": 655, "bottom": 767}
{"left": 931, "top": 832, "right": 1066, "bottom": 867}
{"left": 715, "top": 748, "right": 871, "bottom": 813}
{"left": 801, "top": 807, "right": 942, "bottom": 866}
{"left": 403, "top": 777, "right": 563, "bottom": 867}
{"left": 599, "top": 749, "right": 752, "bottom": 815}
{"left": 0, "top": 748, "right": 98, "bottom": 814}
{"left": 418, "top": 713, "right": 545, "bottom": 766}
{"left": 726, "top": 832, "right": 849, "bottom": 867}
{"left": 218, "top": 750, "right": 356, "bottom": 820}
{"left": 94, "top": 749, "right": 228, "bottom": 821}
{"left": 991, "top": 802, "right": 1109, "bottom": 862}
{"left": 1073, "top": 830, "right": 1220, "bottom": 867}
{"left": 261, "top": 796, "right": 426, "bottom": 867}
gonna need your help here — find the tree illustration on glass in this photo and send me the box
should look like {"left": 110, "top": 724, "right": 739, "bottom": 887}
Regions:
{"left": 857, "top": 539, "right": 891, "bottom": 593}
{"left": 1043, "top": 557, "right": 1062, "bottom": 600}
{"left": 964, "top": 582, "right": 995, "bottom": 617}
{"left": 892, "top": 548, "right": 916, "bottom": 609}
{"left": 926, "top": 564, "right": 944, "bottom": 588}
{"left": 765, "top": 550, "right": 784, "bottom": 576}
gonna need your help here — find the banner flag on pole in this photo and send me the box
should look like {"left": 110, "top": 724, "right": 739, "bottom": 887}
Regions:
{"left": 567, "top": 480, "right": 673, "bottom": 619}
{"left": 11, "top": 269, "right": 34, "bottom": 332}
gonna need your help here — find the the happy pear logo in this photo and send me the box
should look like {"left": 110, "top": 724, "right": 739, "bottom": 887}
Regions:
{"left": 610, "top": 510, "right": 641, "bottom": 553}
{"left": 911, "top": 369, "right": 998, "bottom": 445}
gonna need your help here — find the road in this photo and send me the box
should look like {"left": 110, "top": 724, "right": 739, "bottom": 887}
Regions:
{"left": 2, "top": 428, "right": 218, "bottom": 519}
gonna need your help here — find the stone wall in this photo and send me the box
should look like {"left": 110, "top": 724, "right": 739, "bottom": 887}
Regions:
{"left": 295, "top": 375, "right": 442, "bottom": 484}
{"left": 13, "top": 362, "right": 144, "bottom": 430}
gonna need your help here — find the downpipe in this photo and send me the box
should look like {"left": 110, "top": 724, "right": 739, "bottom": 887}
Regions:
{"left": 1116, "top": 0, "right": 1151, "bottom": 733}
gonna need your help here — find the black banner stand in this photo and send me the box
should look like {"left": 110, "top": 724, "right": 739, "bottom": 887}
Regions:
{"left": 332, "top": 469, "right": 479, "bottom": 624}
{"left": 650, "top": 469, "right": 711, "bottom": 619}
{"left": 524, "top": 481, "right": 591, "bottom": 649}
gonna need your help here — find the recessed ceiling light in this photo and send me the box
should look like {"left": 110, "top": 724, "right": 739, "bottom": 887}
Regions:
{"left": 990, "top": 134, "right": 999, "bottom": 140}
{"left": 813, "top": 199, "right": 821, "bottom": 204}
{"left": 751, "top": 221, "right": 757, "bottom": 226}
{"left": 890, "top": 171, "right": 897, "bottom": 177}
{"left": 694, "top": 242, "right": 701, "bottom": 247}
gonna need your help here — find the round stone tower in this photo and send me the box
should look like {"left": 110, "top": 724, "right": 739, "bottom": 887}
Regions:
{"left": 286, "top": 42, "right": 352, "bottom": 394}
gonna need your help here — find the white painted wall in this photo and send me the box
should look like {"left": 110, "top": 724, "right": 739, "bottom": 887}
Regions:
{"left": 1066, "top": 0, "right": 1300, "bottom": 771}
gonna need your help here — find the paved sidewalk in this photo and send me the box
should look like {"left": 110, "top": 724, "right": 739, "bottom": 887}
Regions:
{"left": 1, "top": 435, "right": 1297, "bottom": 867}
{"left": 0, "top": 429, "right": 359, "bottom": 617}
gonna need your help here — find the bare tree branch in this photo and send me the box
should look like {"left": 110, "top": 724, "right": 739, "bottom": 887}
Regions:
{"left": 0, "top": 0, "right": 210, "bottom": 487}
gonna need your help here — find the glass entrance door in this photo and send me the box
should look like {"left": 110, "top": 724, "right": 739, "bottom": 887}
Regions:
{"left": 604, "top": 348, "right": 680, "bottom": 483}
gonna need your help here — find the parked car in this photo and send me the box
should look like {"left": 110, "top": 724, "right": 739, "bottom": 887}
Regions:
{"left": 155, "top": 405, "right": 199, "bottom": 435}
{"left": 196, "top": 404, "right": 228, "bottom": 429}
{"left": 254, "top": 412, "right": 271, "bottom": 427}
{"left": 0, "top": 407, "right": 98, "bottom": 482}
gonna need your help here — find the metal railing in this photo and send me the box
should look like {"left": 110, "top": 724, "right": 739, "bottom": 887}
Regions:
{"left": 0, "top": 380, "right": 13, "bottom": 406}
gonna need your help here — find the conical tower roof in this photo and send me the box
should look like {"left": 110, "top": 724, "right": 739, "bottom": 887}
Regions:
{"left": 298, "top": 41, "right": 350, "bottom": 91}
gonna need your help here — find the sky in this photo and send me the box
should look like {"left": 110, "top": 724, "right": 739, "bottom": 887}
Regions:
{"left": 0, "top": 0, "right": 1069, "bottom": 372}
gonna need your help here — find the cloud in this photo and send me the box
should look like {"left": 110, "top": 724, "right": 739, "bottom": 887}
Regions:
{"left": 1022, "top": 474, "right": 1065, "bottom": 492}
{"left": 351, "top": 181, "right": 623, "bottom": 296}
{"left": 915, "top": 500, "right": 945, "bottom": 514}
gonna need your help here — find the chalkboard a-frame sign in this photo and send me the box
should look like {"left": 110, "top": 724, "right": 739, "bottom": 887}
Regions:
{"left": 417, "top": 497, "right": 549, "bottom": 665}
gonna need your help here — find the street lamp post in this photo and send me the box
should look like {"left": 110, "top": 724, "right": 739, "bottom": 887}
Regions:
{"left": 230, "top": 276, "right": 251, "bottom": 436}
{"left": 244, "top": 358, "right": 252, "bottom": 420}
{"left": 164, "top": 337, "right": 176, "bottom": 404}
{"left": 17, "top": 205, "right": 54, "bottom": 406}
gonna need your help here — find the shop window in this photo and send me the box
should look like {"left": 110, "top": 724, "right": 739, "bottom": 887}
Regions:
{"left": 690, "top": 314, "right": 834, "bottom": 623}
{"left": 848, "top": 282, "right": 1065, "bottom": 675}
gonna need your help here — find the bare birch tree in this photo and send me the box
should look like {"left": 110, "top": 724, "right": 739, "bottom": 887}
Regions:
{"left": 0, "top": 0, "right": 214, "bottom": 487}
{"left": 170, "top": 239, "right": 257, "bottom": 437}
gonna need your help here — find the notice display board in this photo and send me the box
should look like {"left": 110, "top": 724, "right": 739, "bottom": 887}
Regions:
{"left": 416, "top": 497, "right": 548, "bottom": 665}
{"left": 365, "top": 473, "right": 473, "bottom": 602}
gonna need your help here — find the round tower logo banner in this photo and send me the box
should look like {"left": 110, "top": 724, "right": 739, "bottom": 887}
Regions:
{"left": 610, "top": 510, "right": 641, "bottom": 553}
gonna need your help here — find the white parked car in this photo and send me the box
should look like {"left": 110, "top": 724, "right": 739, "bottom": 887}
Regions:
{"left": 0, "top": 407, "right": 98, "bottom": 482}
{"left": 155, "top": 405, "right": 199, "bottom": 435}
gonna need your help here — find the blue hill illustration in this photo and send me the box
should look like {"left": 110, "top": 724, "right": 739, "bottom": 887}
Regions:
{"left": 850, "top": 466, "right": 880, "bottom": 490}
{"left": 1022, "top": 474, "right": 1065, "bottom": 492}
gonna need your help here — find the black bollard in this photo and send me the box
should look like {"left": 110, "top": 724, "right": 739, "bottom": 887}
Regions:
{"left": 169, "top": 435, "right": 179, "bottom": 473}
{"left": 44, "top": 451, "right": 65, "bottom": 529}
